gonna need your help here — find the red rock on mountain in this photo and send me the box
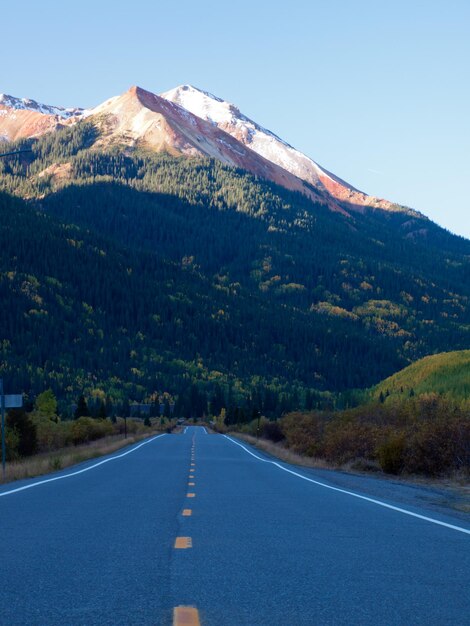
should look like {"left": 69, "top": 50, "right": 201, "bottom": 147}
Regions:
{"left": 0, "top": 94, "right": 83, "bottom": 143}
{"left": 0, "top": 85, "right": 401, "bottom": 214}
{"left": 87, "top": 86, "right": 326, "bottom": 205}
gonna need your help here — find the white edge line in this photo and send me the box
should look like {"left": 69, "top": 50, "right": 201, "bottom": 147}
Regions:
{"left": 223, "top": 435, "right": 470, "bottom": 536}
{"left": 0, "top": 434, "right": 166, "bottom": 498}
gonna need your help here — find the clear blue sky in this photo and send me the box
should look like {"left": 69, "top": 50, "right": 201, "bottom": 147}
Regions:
{"left": 3, "top": 0, "right": 469, "bottom": 238}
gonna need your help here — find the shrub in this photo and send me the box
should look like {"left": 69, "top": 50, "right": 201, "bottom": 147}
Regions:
{"left": 262, "top": 420, "right": 284, "bottom": 443}
{"left": 377, "top": 432, "right": 406, "bottom": 474}
{"left": 323, "top": 421, "right": 379, "bottom": 464}
{"left": 33, "top": 415, "right": 67, "bottom": 451}
{"left": 404, "top": 417, "right": 470, "bottom": 476}
{"left": 281, "top": 412, "right": 323, "bottom": 456}
{"left": 70, "top": 417, "right": 114, "bottom": 445}
{"left": 6, "top": 409, "right": 38, "bottom": 457}
{"left": 5, "top": 427, "right": 20, "bottom": 461}
{"left": 116, "top": 417, "right": 139, "bottom": 435}
{"left": 239, "top": 416, "right": 269, "bottom": 437}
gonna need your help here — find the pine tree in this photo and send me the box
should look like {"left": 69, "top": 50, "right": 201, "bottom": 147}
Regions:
{"left": 105, "top": 395, "right": 114, "bottom": 419}
{"left": 98, "top": 400, "right": 107, "bottom": 420}
{"left": 74, "top": 395, "right": 89, "bottom": 419}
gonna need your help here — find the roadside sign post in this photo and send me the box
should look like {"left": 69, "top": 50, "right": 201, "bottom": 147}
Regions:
{"left": 0, "top": 378, "right": 23, "bottom": 480}
{"left": 1, "top": 379, "right": 5, "bottom": 479}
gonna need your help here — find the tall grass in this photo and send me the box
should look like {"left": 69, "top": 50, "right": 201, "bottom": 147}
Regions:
{"left": 0, "top": 424, "right": 170, "bottom": 485}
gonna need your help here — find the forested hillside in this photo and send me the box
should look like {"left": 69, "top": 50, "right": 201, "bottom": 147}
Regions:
{"left": 1, "top": 121, "right": 470, "bottom": 414}
{"left": 371, "top": 350, "right": 470, "bottom": 402}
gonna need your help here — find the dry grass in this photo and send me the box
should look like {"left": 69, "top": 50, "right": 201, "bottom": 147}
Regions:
{"left": 231, "top": 433, "right": 332, "bottom": 469}
{"left": 233, "top": 434, "right": 470, "bottom": 484}
{"left": 231, "top": 433, "right": 470, "bottom": 508}
{"left": 0, "top": 430, "right": 163, "bottom": 485}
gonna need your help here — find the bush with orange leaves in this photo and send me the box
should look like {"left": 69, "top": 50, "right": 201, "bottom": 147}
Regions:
{"left": 275, "top": 394, "right": 470, "bottom": 477}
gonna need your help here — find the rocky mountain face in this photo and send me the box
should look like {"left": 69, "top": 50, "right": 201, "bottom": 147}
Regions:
{"left": 161, "top": 85, "right": 395, "bottom": 213}
{"left": 86, "top": 86, "right": 323, "bottom": 204}
{"left": 0, "top": 93, "right": 83, "bottom": 142}
{"left": 0, "top": 84, "right": 400, "bottom": 213}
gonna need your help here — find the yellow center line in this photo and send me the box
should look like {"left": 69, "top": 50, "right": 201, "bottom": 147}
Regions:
{"left": 174, "top": 537, "right": 192, "bottom": 549}
{"left": 182, "top": 509, "right": 192, "bottom": 516}
{"left": 173, "top": 606, "right": 200, "bottom": 626}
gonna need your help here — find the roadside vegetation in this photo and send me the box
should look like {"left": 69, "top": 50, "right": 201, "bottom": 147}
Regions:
{"left": 3, "top": 352, "right": 470, "bottom": 483}
{"left": 224, "top": 393, "right": 470, "bottom": 478}
{"left": 217, "top": 352, "right": 470, "bottom": 479}
{"left": 1, "top": 389, "right": 174, "bottom": 484}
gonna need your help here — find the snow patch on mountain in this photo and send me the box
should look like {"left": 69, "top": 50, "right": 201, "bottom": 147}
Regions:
{"left": 161, "top": 85, "right": 402, "bottom": 211}
{"left": 161, "top": 85, "right": 332, "bottom": 185}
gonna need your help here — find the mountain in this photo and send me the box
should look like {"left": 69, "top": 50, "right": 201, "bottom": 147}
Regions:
{"left": 0, "top": 85, "right": 469, "bottom": 412}
{"left": 0, "top": 86, "right": 324, "bottom": 205}
{"left": 161, "top": 85, "right": 396, "bottom": 213}
{"left": 0, "top": 84, "right": 401, "bottom": 213}
{"left": 0, "top": 180, "right": 400, "bottom": 413}
{"left": 0, "top": 93, "right": 83, "bottom": 143}
{"left": 86, "top": 86, "right": 327, "bottom": 204}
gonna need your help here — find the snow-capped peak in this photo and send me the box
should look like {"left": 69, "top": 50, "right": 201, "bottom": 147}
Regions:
{"left": 160, "top": 84, "right": 383, "bottom": 207}
{"left": 161, "top": 84, "right": 290, "bottom": 145}
{"left": 161, "top": 85, "right": 234, "bottom": 124}
{"left": 0, "top": 93, "right": 84, "bottom": 119}
{"left": 161, "top": 85, "right": 337, "bottom": 185}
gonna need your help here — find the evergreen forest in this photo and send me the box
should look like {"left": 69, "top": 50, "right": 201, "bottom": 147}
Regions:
{"left": 1, "top": 120, "right": 469, "bottom": 416}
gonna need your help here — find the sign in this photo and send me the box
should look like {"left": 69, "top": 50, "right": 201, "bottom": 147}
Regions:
{"left": 4, "top": 394, "right": 23, "bottom": 408}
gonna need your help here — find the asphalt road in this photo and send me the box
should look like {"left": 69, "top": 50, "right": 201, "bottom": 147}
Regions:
{"left": 0, "top": 426, "right": 469, "bottom": 625}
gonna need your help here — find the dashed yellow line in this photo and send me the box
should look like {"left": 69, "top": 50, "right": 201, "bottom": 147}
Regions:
{"left": 174, "top": 536, "right": 192, "bottom": 549}
{"left": 173, "top": 606, "right": 200, "bottom": 626}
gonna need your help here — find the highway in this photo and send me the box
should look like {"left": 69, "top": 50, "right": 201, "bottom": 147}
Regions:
{"left": 0, "top": 426, "right": 469, "bottom": 625}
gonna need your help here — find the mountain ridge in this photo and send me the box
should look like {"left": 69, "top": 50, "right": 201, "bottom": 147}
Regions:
{"left": 0, "top": 83, "right": 405, "bottom": 216}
